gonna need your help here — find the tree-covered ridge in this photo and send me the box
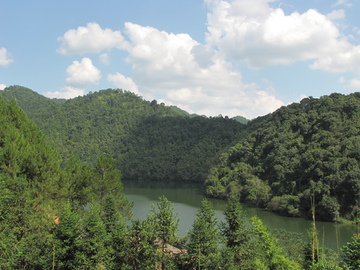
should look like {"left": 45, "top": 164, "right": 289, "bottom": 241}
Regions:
{"left": 1, "top": 85, "right": 60, "bottom": 113}
{"left": 1, "top": 96, "right": 359, "bottom": 269}
{"left": 1, "top": 86, "right": 246, "bottom": 183}
{"left": 206, "top": 93, "right": 360, "bottom": 222}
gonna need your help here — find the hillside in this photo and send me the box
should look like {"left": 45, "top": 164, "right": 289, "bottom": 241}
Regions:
{"left": 1, "top": 86, "right": 246, "bottom": 183}
{"left": 1, "top": 85, "right": 60, "bottom": 112}
{"left": 3, "top": 86, "right": 360, "bottom": 222}
{"left": 206, "top": 93, "right": 360, "bottom": 222}
{"left": 1, "top": 93, "right": 359, "bottom": 269}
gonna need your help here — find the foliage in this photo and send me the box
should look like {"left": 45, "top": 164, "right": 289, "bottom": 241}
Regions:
{"left": 341, "top": 233, "right": 360, "bottom": 269}
{"left": 1, "top": 86, "right": 246, "bottom": 183}
{"left": 251, "top": 216, "right": 302, "bottom": 269}
{"left": 187, "top": 199, "right": 221, "bottom": 269}
{"left": 2, "top": 87, "right": 360, "bottom": 268}
{"left": 206, "top": 93, "right": 360, "bottom": 221}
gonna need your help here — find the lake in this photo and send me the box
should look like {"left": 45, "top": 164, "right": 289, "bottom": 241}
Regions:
{"left": 123, "top": 181, "right": 358, "bottom": 253}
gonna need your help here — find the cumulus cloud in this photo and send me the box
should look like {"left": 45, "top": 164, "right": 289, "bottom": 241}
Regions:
{"left": 121, "top": 22, "right": 283, "bottom": 118}
{"left": 57, "top": 22, "right": 129, "bottom": 55}
{"left": 107, "top": 72, "right": 139, "bottom": 94}
{"left": 0, "top": 47, "right": 13, "bottom": 66}
{"left": 46, "top": 57, "right": 101, "bottom": 99}
{"left": 44, "top": 86, "right": 85, "bottom": 99}
{"left": 205, "top": 0, "right": 357, "bottom": 71}
{"left": 310, "top": 44, "right": 360, "bottom": 74}
{"left": 0, "top": 84, "right": 6, "bottom": 90}
{"left": 65, "top": 57, "right": 101, "bottom": 87}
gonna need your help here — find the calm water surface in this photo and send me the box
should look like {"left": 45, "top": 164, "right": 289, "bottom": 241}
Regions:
{"left": 123, "top": 181, "right": 358, "bottom": 252}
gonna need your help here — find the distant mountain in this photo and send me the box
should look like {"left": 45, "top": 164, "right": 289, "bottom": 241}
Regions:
{"left": 206, "top": 93, "right": 360, "bottom": 222}
{"left": 1, "top": 86, "right": 246, "bottom": 183}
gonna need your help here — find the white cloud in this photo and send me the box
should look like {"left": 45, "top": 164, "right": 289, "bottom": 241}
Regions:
{"left": 0, "top": 84, "right": 6, "bottom": 90}
{"left": 339, "top": 77, "right": 360, "bottom": 91}
{"left": 327, "top": 9, "right": 345, "bottom": 21}
{"left": 99, "top": 53, "right": 110, "bottom": 65}
{"left": 310, "top": 45, "right": 360, "bottom": 74}
{"left": 205, "top": 0, "right": 355, "bottom": 70}
{"left": 332, "top": 0, "right": 352, "bottom": 8}
{"left": 0, "top": 47, "right": 13, "bottom": 66}
{"left": 65, "top": 57, "right": 101, "bottom": 87}
{"left": 107, "top": 72, "right": 139, "bottom": 94}
{"left": 121, "top": 22, "right": 283, "bottom": 119}
{"left": 57, "top": 22, "right": 129, "bottom": 55}
{"left": 44, "top": 86, "right": 85, "bottom": 99}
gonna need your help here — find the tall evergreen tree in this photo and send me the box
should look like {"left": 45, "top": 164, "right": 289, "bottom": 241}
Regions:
{"left": 221, "top": 196, "right": 254, "bottom": 269}
{"left": 150, "top": 196, "right": 179, "bottom": 269}
{"left": 188, "top": 199, "right": 220, "bottom": 269}
{"left": 75, "top": 203, "right": 112, "bottom": 269}
{"left": 52, "top": 201, "right": 80, "bottom": 270}
{"left": 125, "top": 219, "right": 158, "bottom": 270}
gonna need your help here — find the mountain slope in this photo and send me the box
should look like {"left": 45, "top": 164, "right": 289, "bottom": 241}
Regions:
{"left": 1, "top": 86, "right": 246, "bottom": 183}
{"left": 1, "top": 85, "right": 60, "bottom": 113}
{"left": 206, "top": 93, "right": 360, "bottom": 221}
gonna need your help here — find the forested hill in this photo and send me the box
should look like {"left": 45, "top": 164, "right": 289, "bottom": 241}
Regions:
{"left": 206, "top": 93, "right": 360, "bottom": 222}
{"left": 0, "top": 85, "right": 61, "bottom": 112}
{"left": 2, "top": 89, "right": 359, "bottom": 270}
{"left": 1, "top": 85, "right": 246, "bottom": 183}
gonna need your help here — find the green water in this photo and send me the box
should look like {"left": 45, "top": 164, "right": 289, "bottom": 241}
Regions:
{"left": 123, "top": 181, "right": 358, "bottom": 252}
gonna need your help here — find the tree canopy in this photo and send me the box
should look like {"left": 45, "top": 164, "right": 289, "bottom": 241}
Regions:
{"left": 206, "top": 93, "right": 360, "bottom": 222}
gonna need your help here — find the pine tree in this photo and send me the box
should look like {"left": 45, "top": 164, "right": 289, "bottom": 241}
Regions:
{"left": 221, "top": 196, "right": 254, "bottom": 269}
{"left": 52, "top": 201, "right": 80, "bottom": 270}
{"left": 188, "top": 199, "right": 220, "bottom": 269}
{"left": 125, "top": 219, "right": 158, "bottom": 269}
{"left": 75, "top": 203, "right": 112, "bottom": 269}
{"left": 150, "top": 196, "right": 179, "bottom": 270}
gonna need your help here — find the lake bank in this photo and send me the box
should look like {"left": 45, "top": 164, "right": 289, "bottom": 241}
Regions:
{"left": 122, "top": 180, "right": 358, "bottom": 252}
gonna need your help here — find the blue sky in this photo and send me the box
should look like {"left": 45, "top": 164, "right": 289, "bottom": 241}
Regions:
{"left": 1, "top": 0, "right": 360, "bottom": 119}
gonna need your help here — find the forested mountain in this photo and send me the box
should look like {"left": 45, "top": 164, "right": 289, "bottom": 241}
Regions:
{"left": 206, "top": 93, "right": 360, "bottom": 222}
{"left": 2, "top": 86, "right": 360, "bottom": 222}
{"left": 1, "top": 85, "right": 246, "bottom": 183}
{"left": 1, "top": 89, "right": 359, "bottom": 269}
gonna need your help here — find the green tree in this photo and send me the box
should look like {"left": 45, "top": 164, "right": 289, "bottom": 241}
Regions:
{"left": 150, "top": 196, "right": 179, "bottom": 269}
{"left": 251, "top": 216, "right": 302, "bottom": 270}
{"left": 125, "top": 219, "right": 158, "bottom": 270}
{"left": 188, "top": 199, "right": 220, "bottom": 270}
{"left": 341, "top": 233, "right": 360, "bottom": 269}
{"left": 102, "top": 195, "right": 127, "bottom": 269}
{"left": 52, "top": 201, "right": 80, "bottom": 270}
{"left": 75, "top": 203, "right": 112, "bottom": 269}
{"left": 221, "top": 196, "right": 254, "bottom": 269}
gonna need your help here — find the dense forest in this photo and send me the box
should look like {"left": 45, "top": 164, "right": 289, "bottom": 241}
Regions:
{"left": 1, "top": 86, "right": 246, "bottom": 183}
{"left": 206, "top": 93, "right": 360, "bottom": 222}
{"left": 0, "top": 90, "right": 359, "bottom": 269}
{"left": 1, "top": 86, "right": 360, "bottom": 223}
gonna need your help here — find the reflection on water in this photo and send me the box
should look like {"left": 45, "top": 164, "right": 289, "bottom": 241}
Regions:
{"left": 123, "top": 181, "right": 358, "bottom": 252}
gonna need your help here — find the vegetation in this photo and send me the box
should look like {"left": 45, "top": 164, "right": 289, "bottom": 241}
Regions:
{"left": 1, "top": 85, "right": 246, "bottom": 183}
{"left": 206, "top": 93, "right": 360, "bottom": 222}
{"left": 0, "top": 94, "right": 359, "bottom": 268}
{"left": 1, "top": 86, "right": 360, "bottom": 223}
